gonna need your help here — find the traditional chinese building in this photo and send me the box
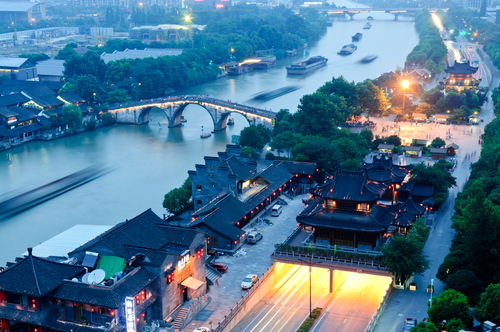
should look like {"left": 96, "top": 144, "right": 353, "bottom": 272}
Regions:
{"left": 297, "top": 158, "right": 430, "bottom": 250}
{"left": 442, "top": 60, "right": 481, "bottom": 93}
{"left": 0, "top": 209, "right": 206, "bottom": 332}
{"left": 188, "top": 144, "right": 316, "bottom": 251}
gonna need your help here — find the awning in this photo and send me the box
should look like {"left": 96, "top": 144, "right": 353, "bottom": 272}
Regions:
{"left": 96, "top": 255, "right": 126, "bottom": 279}
{"left": 180, "top": 277, "right": 204, "bottom": 290}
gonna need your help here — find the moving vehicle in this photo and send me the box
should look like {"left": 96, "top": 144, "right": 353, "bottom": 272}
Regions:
{"left": 271, "top": 205, "right": 282, "bottom": 217}
{"left": 403, "top": 317, "right": 417, "bottom": 332}
{"left": 360, "top": 55, "right": 378, "bottom": 63}
{"left": 338, "top": 44, "right": 357, "bottom": 55}
{"left": 247, "top": 231, "right": 263, "bottom": 244}
{"left": 352, "top": 32, "right": 363, "bottom": 42}
{"left": 210, "top": 261, "right": 228, "bottom": 273}
{"left": 286, "top": 56, "right": 328, "bottom": 75}
{"left": 364, "top": 22, "right": 372, "bottom": 29}
{"left": 241, "top": 274, "right": 258, "bottom": 290}
{"left": 193, "top": 328, "right": 210, "bottom": 332}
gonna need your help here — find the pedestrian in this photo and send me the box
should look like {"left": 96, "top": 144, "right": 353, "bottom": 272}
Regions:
{"left": 215, "top": 279, "right": 219, "bottom": 287}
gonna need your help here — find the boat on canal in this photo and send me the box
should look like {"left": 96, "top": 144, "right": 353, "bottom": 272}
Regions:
{"left": 0, "top": 165, "right": 109, "bottom": 219}
{"left": 352, "top": 33, "right": 363, "bottom": 42}
{"left": 286, "top": 56, "right": 328, "bottom": 75}
{"left": 286, "top": 49, "right": 298, "bottom": 57}
{"left": 227, "top": 65, "right": 252, "bottom": 76}
{"left": 251, "top": 85, "right": 300, "bottom": 101}
{"left": 360, "top": 55, "right": 378, "bottom": 63}
{"left": 363, "top": 22, "right": 372, "bottom": 29}
{"left": 338, "top": 44, "right": 357, "bottom": 55}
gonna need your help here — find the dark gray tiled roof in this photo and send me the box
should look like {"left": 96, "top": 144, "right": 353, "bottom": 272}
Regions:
{"left": 411, "top": 184, "right": 434, "bottom": 198}
{"left": 282, "top": 161, "right": 317, "bottom": 175}
{"left": 69, "top": 209, "right": 170, "bottom": 259}
{"left": 0, "top": 79, "right": 64, "bottom": 93}
{"left": 0, "top": 305, "right": 64, "bottom": 328}
{"left": 220, "top": 156, "right": 255, "bottom": 182}
{"left": 31, "top": 95, "right": 64, "bottom": 108}
{"left": 20, "top": 85, "right": 56, "bottom": 99}
{"left": 245, "top": 162, "right": 293, "bottom": 206}
{"left": 445, "top": 60, "right": 478, "bottom": 74}
{"left": 9, "top": 107, "right": 38, "bottom": 122}
{"left": 0, "top": 106, "right": 17, "bottom": 118}
{"left": 0, "top": 93, "right": 30, "bottom": 107}
{"left": 49, "top": 268, "right": 157, "bottom": 308}
{"left": 311, "top": 169, "right": 379, "bottom": 202}
{"left": 58, "top": 92, "right": 85, "bottom": 104}
{"left": 0, "top": 255, "right": 85, "bottom": 296}
{"left": 0, "top": 123, "right": 41, "bottom": 138}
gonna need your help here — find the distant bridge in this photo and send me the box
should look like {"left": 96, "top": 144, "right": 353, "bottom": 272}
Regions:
{"left": 317, "top": 7, "right": 443, "bottom": 20}
{"left": 107, "top": 96, "right": 276, "bottom": 130}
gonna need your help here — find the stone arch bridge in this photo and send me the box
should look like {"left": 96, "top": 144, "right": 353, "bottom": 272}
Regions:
{"left": 106, "top": 96, "right": 276, "bottom": 131}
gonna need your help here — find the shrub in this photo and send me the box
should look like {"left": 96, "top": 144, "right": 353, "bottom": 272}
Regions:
{"left": 101, "top": 112, "right": 114, "bottom": 126}
{"left": 266, "top": 152, "right": 275, "bottom": 160}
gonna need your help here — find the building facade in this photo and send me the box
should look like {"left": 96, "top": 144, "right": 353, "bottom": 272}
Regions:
{"left": 0, "top": 210, "right": 206, "bottom": 332}
{"left": 441, "top": 60, "right": 481, "bottom": 93}
{"left": 297, "top": 158, "right": 431, "bottom": 251}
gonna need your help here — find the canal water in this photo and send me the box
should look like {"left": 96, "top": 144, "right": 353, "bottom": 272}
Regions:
{"left": 0, "top": 1, "right": 419, "bottom": 266}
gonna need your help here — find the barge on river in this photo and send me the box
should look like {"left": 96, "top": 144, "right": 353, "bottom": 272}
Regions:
{"left": 338, "top": 44, "right": 357, "bottom": 55}
{"left": 352, "top": 33, "right": 363, "bottom": 42}
{"left": 286, "top": 56, "right": 328, "bottom": 75}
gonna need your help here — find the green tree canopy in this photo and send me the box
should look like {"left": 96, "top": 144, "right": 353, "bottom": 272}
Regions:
{"left": 62, "top": 104, "right": 83, "bottom": 130}
{"left": 408, "top": 162, "right": 456, "bottom": 208}
{"left": 427, "top": 289, "right": 473, "bottom": 328}
{"left": 410, "top": 322, "right": 438, "bottom": 332}
{"left": 240, "top": 125, "right": 265, "bottom": 150}
{"left": 431, "top": 137, "right": 446, "bottom": 148}
{"left": 162, "top": 178, "right": 193, "bottom": 216}
{"left": 474, "top": 283, "right": 500, "bottom": 323}
{"left": 294, "top": 92, "right": 338, "bottom": 137}
{"left": 444, "top": 270, "right": 483, "bottom": 305}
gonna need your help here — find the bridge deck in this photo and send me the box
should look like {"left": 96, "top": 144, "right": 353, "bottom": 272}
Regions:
{"left": 107, "top": 95, "right": 276, "bottom": 119}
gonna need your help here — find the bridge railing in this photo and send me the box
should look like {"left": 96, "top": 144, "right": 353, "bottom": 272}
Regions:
{"left": 106, "top": 95, "right": 276, "bottom": 118}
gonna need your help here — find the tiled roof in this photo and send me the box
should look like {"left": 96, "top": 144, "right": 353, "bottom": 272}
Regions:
{"left": 363, "top": 158, "right": 411, "bottom": 183}
{"left": 430, "top": 148, "right": 447, "bottom": 154}
{"left": 20, "top": 85, "right": 56, "bottom": 99}
{"left": 0, "top": 106, "right": 17, "bottom": 118}
{"left": 157, "top": 225, "right": 199, "bottom": 247}
{"left": 311, "top": 169, "right": 379, "bottom": 202}
{"left": 49, "top": 268, "right": 157, "bottom": 308}
{"left": 9, "top": 107, "right": 37, "bottom": 122}
{"left": 0, "top": 254, "right": 85, "bottom": 296}
{"left": 392, "top": 199, "right": 425, "bottom": 216}
{"left": 69, "top": 209, "right": 171, "bottom": 259}
{"left": 0, "top": 123, "right": 41, "bottom": 138}
{"left": 245, "top": 162, "right": 293, "bottom": 205}
{"left": 281, "top": 161, "right": 317, "bottom": 175}
{"left": 30, "top": 95, "right": 64, "bottom": 108}
{"left": 0, "top": 305, "right": 64, "bottom": 328}
{"left": 411, "top": 184, "right": 434, "bottom": 198}
{"left": 0, "top": 80, "right": 64, "bottom": 94}
{"left": 0, "top": 93, "right": 30, "bottom": 107}
{"left": 58, "top": 92, "right": 85, "bottom": 104}
{"left": 220, "top": 156, "right": 255, "bottom": 182}
{"left": 190, "top": 194, "right": 246, "bottom": 240}
{"left": 444, "top": 60, "right": 478, "bottom": 74}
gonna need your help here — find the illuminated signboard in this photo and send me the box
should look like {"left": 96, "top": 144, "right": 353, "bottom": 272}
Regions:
{"left": 125, "top": 297, "right": 136, "bottom": 332}
{"left": 177, "top": 251, "right": 190, "bottom": 271}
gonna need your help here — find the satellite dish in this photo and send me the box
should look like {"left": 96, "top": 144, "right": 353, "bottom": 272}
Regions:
{"left": 87, "top": 272, "right": 97, "bottom": 285}
{"left": 82, "top": 273, "right": 90, "bottom": 284}
{"left": 92, "top": 269, "right": 106, "bottom": 284}
{"left": 71, "top": 278, "right": 78, "bottom": 282}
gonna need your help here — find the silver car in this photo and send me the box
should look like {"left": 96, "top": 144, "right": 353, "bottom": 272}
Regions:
{"left": 241, "top": 274, "right": 258, "bottom": 290}
{"left": 247, "top": 231, "right": 263, "bottom": 244}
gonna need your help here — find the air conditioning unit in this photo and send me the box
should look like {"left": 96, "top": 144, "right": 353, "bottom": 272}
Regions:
{"left": 483, "top": 321, "right": 497, "bottom": 332}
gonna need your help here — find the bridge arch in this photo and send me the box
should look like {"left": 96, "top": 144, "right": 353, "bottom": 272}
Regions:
{"left": 169, "top": 102, "right": 218, "bottom": 129}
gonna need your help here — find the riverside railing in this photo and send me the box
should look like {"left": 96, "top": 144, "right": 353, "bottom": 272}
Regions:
{"left": 212, "top": 265, "right": 275, "bottom": 332}
{"left": 271, "top": 250, "right": 390, "bottom": 271}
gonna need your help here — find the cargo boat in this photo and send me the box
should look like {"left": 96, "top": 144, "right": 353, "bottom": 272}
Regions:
{"left": 251, "top": 85, "right": 300, "bottom": 101}
{"left": 338, "top": 44, "right": 357, "bottom": 55}
{"left": 360, "top": 55, "right": 378, "bottom": 63}
{"left": 363, "top": 22, "right": 372, "bottom": 29}
{"left": 352, "top": 33, "right": 363, "bottom": 42}
{"left": 227, "top": 65, "right": 252, "bottom": 75}
{"left": 286, "top": 56, "right": 328, "bottom": 75}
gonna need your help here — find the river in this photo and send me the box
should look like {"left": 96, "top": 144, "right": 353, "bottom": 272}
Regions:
{"left": 0, "top": 1, "right": 419, "bottom": 266}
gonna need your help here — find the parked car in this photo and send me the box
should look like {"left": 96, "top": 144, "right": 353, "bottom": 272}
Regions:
{"left": 247, "top": 231, "right": 263, "bottom": 244}
{"left": 403, "top": 317, "right": 417, "bottom": 332}
{"left": 241, "top": 274, "right": 258, "bottom": 290}
{"left": 210, "top": 261, "right": 228, "bottom": 273}
{"left": 193, "top": 328, "right": 210, "bottom": 332}
{"left": 271, "top": 205, "right": 282, "bottom": 217}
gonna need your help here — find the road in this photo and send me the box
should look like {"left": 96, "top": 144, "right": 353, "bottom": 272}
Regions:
{"left": 232, "top": 266, "right": 391, "bottom": 332}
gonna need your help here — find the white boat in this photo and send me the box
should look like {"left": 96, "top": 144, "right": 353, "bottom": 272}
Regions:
{"left": 286, "top": 56, "right": 328, "bottom": 75}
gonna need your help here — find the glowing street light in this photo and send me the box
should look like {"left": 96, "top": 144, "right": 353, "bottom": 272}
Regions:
{"left": 298, "top": 258, "right": 323, "bottom": 319}
{"left": 401, "top": 79, "right": 409, "bottom": 118}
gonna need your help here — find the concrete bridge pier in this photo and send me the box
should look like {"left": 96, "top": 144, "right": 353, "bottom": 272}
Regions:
{"left": 392, "top": 12, "right": 400, "bottom": 20}
{"left": 346, "top": 12, "right": 356, "bottom": 20}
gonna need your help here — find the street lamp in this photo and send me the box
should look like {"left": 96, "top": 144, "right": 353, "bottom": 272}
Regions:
{"left": 298, "top": 258, "right": 322, "bottom": 318}
{"left": 429, "top": 278, "right": 434, "bottom": 308}
{"left": 401, "top": 79, "right": 409, "bottom": 118}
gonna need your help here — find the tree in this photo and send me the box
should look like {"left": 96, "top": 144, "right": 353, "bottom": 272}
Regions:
{"left": 256, "top": 124, "right": 271, "bottom": 145}
{"left": 294, "top": 92, "right": 338, "bottom": 137}
{"left": 292, "top": 136, "right": 344, "bottom": 175}
{"left": 270, "top": 131, "right": 298, "bottom": 157}
{"left": 445, "top": 92, "right": 463, "bottom": 111}
{"left": 101, "top": 112, "right": 114, "bottom": 126}
{"left": 357, "top": 80, "right": 389, "bottom": 119}
{"left": 445, "top": 270, "right": 483, "bottom": 305}
{"left": 257, "top": 25, "right": 283, "bottom": 49}
{"left": 445, "top": 318, "right": 466, "bottom": 332}
{"left": 240, "top": 125, "right": 265, "bottom": 150}
{"left": 162, "top": 178, "right": 193, "bottom": 216}
{"left": 474, "top": 283, "right": 500, "bottom": 323}
{"left": 62, "top": 104, "right": 83, "bottom": 130}
{"left": 416, "top": 102, "right": 434, "bottom": 115}
{"left": 427, "top": 289, "right": 473, "bottom": 328}
{"left": 272, "top": 109, "right": 294, "bottom": 137}
{"left": 106, "top": 90, "right": 129, "bottom": 104}
{"left": 359, "top": 129, "right": 374, "bottom": 145}
{"left": 63, "top": 51, "right": 107, "bottom": 80}
{"left": 241, "top": 146, "right": 257, "bottom": 159}
{"left": 74, "top": 75, "right": 103, "bottom": 105}
{"left": 19, "top": 53, "right": 49, "bottom": 63}
{"left": 381, "top": 235, "right": 430, "bottom": 284}
{"left": 408, "top": 162, "right": 456, "bottom": 208}
{"left": 385, "top": 135, "right": 401, "bottom": 146}
{"left": 437, "top": 253, "right": 466, "bottom": 283}
{"left": 410, "top": 322, "right": 439, "bottom": 332}
{"left": 431, "top": 137, "right": 446, "bottom": 148}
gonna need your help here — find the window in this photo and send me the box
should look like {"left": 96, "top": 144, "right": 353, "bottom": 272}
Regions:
{"left": 196, "top": 200, "right": 202, "bottom": 206}
{"left": 74, "top": 304, "right": 85, "bottom": 322}
{"left": 196, "top": 185, "right": 202, "bottom": 191}
{"left": 6, "top": 293, "right": 22, "bottom": 305}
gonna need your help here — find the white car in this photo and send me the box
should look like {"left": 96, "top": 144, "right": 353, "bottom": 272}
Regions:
{"left": 193, "top": 328, "right": 210, "bottom": 332}
{"left": 247, "top": 231, "right": 263, "bottom": 244}
{"left": 241, "top": 274, "right": 258, "bottom": 290}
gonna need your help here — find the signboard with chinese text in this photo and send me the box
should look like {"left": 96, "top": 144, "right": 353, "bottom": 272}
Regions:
{"left": 125, "top": 297, "right": 136, "bottom": 332}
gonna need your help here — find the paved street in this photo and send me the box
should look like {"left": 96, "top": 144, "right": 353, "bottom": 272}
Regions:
{"left": 231, "top": 267, "right": 391, "bottom": 332}
{"left": 373, "top": 31, "right": 499, "bottom": 332}
{"left": 182, "top": 195, "right": 307, "bottom": 332}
